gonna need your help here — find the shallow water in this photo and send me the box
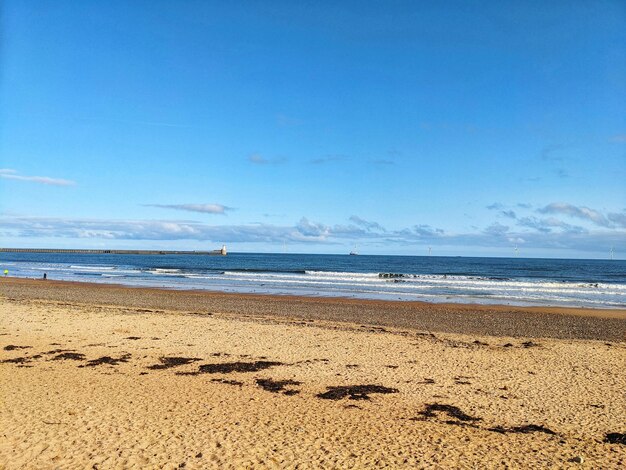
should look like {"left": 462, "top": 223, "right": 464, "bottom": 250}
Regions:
{"left": 1, "top": 252, "right": 624, "bottom": 308}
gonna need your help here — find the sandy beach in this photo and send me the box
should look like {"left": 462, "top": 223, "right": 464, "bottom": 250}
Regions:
{"left": 1, "top": 278, "right": 625, "bottom": 468}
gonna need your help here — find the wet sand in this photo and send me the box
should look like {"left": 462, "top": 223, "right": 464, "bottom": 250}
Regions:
{"left": 2, "top": 277, "right": 626, "bottom": 341}
{"left": 1, "top": 279, "right": 625, "bottom": 468}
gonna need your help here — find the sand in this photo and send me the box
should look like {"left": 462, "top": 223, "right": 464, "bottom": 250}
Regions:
{"left": 1, "top": 279, "right": 625, "bottom": 468}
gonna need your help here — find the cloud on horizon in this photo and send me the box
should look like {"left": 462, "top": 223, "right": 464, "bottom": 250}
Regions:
{"left": 144, "top": 203, "right": 232, "bottom": 215}
{"left": 537, "top": 203, "right": 610, "bottom": 227}
{"left": 349, "top": 215, "right": 385, "bottom": 232}
{"left": 2, "top": 202, "right": 624, "bottom": 254}
{"left": 0, "top": 169, "right": 76, "bottom": 186}
{"left": 608, "top": 212, "right": 626, "bottom": 228}
{"left": 488, "top": 202, "right": 625, "bottom": 233}
{"left": 517, "top": 216, "right": 585, "bottom": 234}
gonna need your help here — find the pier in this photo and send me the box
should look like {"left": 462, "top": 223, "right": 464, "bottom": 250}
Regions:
{"left": 0, "top": 248, "right": 226, "bottom": 255}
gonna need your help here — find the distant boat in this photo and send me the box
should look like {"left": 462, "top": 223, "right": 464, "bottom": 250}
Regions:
{"left": 349, "top": 244, "right": 358, "bottom": 256}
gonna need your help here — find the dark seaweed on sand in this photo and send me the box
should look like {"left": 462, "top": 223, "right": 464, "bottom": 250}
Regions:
{"left": 418, "top": 403, "right": 481, "bottom": 422}
{"left": 488, "top": 424, "right": 556, "bottom": 435}
{"left": 210, "top": 378, "right": 243, "bottom": 386}
{"left": 317, "top": 384, "right": 398, "bottom": 400}
{"left": 256, "top": 378, "right": 301, "bottom": 394}
{"left": 80, "top": 353, "right": 131, "bottom": 367}
{"left": 53, "top": 352, "right": 86, "bottom": 361}
{"left": 604, "top": 432, "right": 626, "bottom": 445}
{"left": 3, "top": 345, "right": 31, "bottom": 351}
{"left": 148, "top": 356, "right": 201, "bottom": 370}
{"left": 1, "top": 356, "right": 31, "bottom": 364}
{"left": 196, "top": 361, "right": 283, "bottom": 374}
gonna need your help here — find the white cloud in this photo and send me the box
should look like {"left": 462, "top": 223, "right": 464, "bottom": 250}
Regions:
{"left": 517, "top": 216, "right": 585, "bottom": 234}
{"left": 608, "top": 212, "right": 626, "bottom": 228}
{"left": 412, "top": 225, "right": 444, "bottom": 237}
{"left": 537, "top": 203, "right": 610, "bottom": 227}
{"left": 349, "top": 216, "right": 385, "bottom": 232}
{"left": 483, "top": 222, "right": 509, "bottom": 236}
{"left": 0, "top": 169, "right": 76, "bottom": 186}
{"left": 295, "top": 218, "right": 331, "bottom": 239}
{"left": 145, "top": 204, "right": 232, "bottom": 215}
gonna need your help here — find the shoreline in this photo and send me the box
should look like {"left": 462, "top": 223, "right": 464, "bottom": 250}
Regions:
{"left": 2, "top": 277, "right": 625, "bottom": 341}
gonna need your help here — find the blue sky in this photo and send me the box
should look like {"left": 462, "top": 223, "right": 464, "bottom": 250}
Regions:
{"left": 1, "top": 0, "right": 625, "bottom": 258}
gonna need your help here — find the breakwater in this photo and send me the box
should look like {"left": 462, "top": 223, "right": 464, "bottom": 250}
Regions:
{"left": 0, "top": 248, "right": 220, "bottom": 255}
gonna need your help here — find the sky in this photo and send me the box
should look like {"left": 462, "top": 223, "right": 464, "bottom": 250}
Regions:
{"left": 1, "top": 0, "right": 625, "bottom": 258}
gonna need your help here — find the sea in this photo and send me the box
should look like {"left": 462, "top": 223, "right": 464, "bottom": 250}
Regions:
{"left": 1, "top": 252, "right": 625, "bottom": 309}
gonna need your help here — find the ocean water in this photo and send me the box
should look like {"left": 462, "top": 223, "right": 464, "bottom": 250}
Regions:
{"left": 1, "top": 252, "right": 625, "bottom": 308}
